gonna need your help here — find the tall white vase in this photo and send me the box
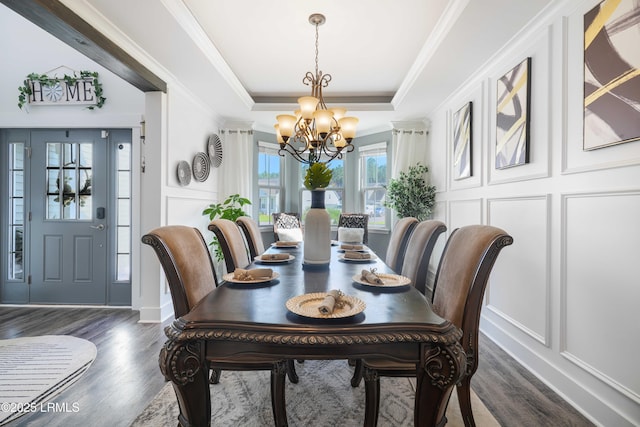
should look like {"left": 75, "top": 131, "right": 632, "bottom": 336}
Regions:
{"left": 303, "top": 190, "right": 331, "bottom": 266}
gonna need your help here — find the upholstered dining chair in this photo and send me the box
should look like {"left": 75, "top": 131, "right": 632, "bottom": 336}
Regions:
{"left": 141, "top": 225, "right": 288, "bottom": 426}
{"left": 400, "top": 220, "right": 447, "bottom": 295}
{"left": 209, "top": 217, "right": 301, "bottom": 384}
{"left": 337, "top": 213, "right": 369, "bottom": 244}
{"left": 272, "top": 212, "right": 303, "bottom": 242}
{"left": 384, "top": 217, "right": 419, "bottom": 272}
{"left": 208, "top": 218, "right": 251, "bottom": 273}
{"left": 361, "top": 225, "right": 513, "bottom": 427}
{"left": 350, "top": 219, "right": 446, "bottom": 387}
{"left": 236, "top": 216, "right": 265, "bottom": 259}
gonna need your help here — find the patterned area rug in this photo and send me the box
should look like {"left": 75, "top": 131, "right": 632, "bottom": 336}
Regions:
{"left": 131, "top": 360, "right": 500, "bottom": 426}
{"left": 0, "top": 335, "right": 97, "bottom": 426}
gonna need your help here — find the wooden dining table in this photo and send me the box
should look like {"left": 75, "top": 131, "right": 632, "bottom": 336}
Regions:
{"left": 159, "top": 242, "right": 465, "bottom": 427}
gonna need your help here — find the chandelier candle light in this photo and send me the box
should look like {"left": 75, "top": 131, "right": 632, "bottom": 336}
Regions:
{"left": 275, "top": 13, "right": 359, "bottom": 165}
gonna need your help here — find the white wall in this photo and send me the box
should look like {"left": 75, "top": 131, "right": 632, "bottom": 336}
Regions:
{"left": 426, "top": 0, "right": 640, "bottom": 425}
{"left": 0, "top": 6, "right": 223, "bottom": 322}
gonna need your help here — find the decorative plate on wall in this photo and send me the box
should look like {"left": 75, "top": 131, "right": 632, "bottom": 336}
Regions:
{"left": 177, "top": 160, "right": 191, "bottom": 186}
{"left": 207, "top": 134, "right": 223, "bottom": 167}
{"left": 192, "top": 152, "right": 210, "bottom": 182}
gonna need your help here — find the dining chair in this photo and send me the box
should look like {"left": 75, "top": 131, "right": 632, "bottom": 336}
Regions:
{"left": 384, "top": 216, "right": 419, "bottom": 272}
{"left": 272, "top": 212, "right": 303, "bottom": 242}
{"left": 208, "top": 218, "right": 251, "bottom": 273}
{"left": 361, "top": 225, "right": 513, "bottom": 427}
{"left": 337, "top": 213, "right": 369, "bottom": 244}
{"left": 141, "top": 225, "right": 288, "bottom": 426}
{"left": 400, "top": 219, "right": 447, "bottom": 295}
{"left": 209, "top": 217, "right": 301, "bottom": 384}
{"left": 236, "top": 216, "right": 265, "bottom": 259}
{"left": 350, "top": 219, "right": 445, "bottom": 387}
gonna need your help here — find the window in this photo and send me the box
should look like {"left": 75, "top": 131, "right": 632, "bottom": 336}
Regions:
{"left": 300, "top": 159, "right": 344, "bottom": 226}
{"left": 115, "top": 143, "right": 131, "bottom": 281}
{"left": 257, "top": 142, "right": 283, "bottom": 225}
{"left": 8, "top": 143, "right": 24, "bottom": 280}
{"left": 360, "top": 142, "right": 388, "bottom": 228}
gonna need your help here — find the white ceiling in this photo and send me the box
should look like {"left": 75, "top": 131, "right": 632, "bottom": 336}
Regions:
{"left": 66, "top": 0, "right": 554, "bottom": 135}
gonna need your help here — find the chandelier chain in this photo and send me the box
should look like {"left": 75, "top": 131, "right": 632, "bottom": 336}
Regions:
{"left": 314, "top": 21, "right": 319, "bottom": 77}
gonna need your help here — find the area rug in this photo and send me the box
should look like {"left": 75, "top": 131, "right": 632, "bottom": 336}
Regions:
{"left": 131, "top": 360, "right": 500, "bottom": 426}
{"left": 0, "top": 335, "right": 97, "bottom": 426}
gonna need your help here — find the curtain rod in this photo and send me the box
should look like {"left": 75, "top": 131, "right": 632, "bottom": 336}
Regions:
{"left": 392, "top": 129, "right": 427, "bottom": 135}
{"left": 219, "top": 129, "right": 253, "bottom": 135}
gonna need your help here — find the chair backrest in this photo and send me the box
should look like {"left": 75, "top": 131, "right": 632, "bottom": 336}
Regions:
{"left": 337, "top": 213, "right": 369, "bottom": 244}
{"left": 272, "top": 212, "right": 302, "bottom": 241}
{"left": 141, "top": 225, "right": 218, "bottom": 318}
{"left": 236, "top": 216, "right": 265, "bottom": 259}
{"left": 208, "top": 218, "right": 251, "bottom": 273}
{"left": 431, "top": 225, "right": 513, "bottom": 377}
{"left": 400, "top": 220, "right": 447, "bottom": 294}
{"left": 385, "top": 217, "right": 419, "bottom": 272}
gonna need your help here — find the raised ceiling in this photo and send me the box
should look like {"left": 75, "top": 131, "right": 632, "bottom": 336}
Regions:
{"left": 51, "top": 0, "right": 554, "bottom": 134}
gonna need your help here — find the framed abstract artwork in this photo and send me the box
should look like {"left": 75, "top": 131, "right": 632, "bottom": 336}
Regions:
{"left": 452, "top": 102, "right": 472, "bottom": 179}
{"left": 495, "top": 57, "right": 531, "bottom": 169}
{"left": 583, "top": 0, "right": 640, "bottom": 150}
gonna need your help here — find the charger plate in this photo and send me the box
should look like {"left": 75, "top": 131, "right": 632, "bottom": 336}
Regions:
{"left": 352, "top": 273, "right": 411, "bottom": 288}
{"left": 254, "top": 255, "right": 295, "bottom": 263}
{"left": 271, "top": 242, "right": 300, "bottom": 248}
{"left": 338, "top": 253, "right": 377, "bottom": 263}
{"left": 286, "top": 293, "right": 365, "bottom": 319}
{"left": 223, "top": 271, "right": 280, "bottom": 284}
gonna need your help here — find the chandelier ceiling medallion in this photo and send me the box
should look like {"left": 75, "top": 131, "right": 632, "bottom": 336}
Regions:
{"left": 275, "top": 13, "right": 358, "bottom": 165}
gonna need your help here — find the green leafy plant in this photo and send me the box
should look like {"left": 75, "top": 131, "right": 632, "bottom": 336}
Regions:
{"left": 384, "top": 163, "right": 436, "bottom": 221}
{"left": 202, "top": 194, "right": 251, "bottom": 261}
{"left": 18, "top": 71, "right": 106, "bottom": 110}
{"left": 304, "top": 162, "right": 332, "bottom": 190}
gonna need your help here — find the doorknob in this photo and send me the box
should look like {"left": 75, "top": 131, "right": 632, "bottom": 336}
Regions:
{"left": 90, "top": 224, "right": 105, "bottom": 230}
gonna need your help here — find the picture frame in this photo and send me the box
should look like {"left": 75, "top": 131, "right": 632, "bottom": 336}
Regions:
{"left": 452, "top": 101, "right": 472, "bottom": 179}
{"left": 495, "top": 57, "right": 531, "bottom": 169}
{"left": 583, "top": 0, "right": 640, "bottom": 150}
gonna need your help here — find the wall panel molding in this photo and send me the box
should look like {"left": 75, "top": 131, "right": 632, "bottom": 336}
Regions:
{"left": 486, "top": 195, "right": 551, "bottom": 346}
{"left": 561, "top": 190, "right": 640, "bottom": 403}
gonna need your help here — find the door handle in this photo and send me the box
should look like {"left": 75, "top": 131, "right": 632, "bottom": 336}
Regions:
{"left": 90, "top": 224, "right": 105, "bottom": 231}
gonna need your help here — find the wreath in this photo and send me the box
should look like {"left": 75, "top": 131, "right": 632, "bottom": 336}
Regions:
{"left": 18, "top": 70, "right": 106, "bottom": 110}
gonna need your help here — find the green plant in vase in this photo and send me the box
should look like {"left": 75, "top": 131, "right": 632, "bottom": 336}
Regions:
{"left": 384, "top": 163, "right": 436, "bottom": 221}
{"left": 304, "top": 162, "right": 332, "bottom": 190}
{"left": 303, "top": 161, "right": 332, "bottom": 265}
{"left": 202, "top": 194, "right": 251, "bottom": 261}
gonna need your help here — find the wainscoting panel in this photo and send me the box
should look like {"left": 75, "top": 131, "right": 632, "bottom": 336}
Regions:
{"left": 448, "top": 198, "right": 483, "bottom": 230}
{"left": 562, "top": 191, "right": 640, "bottom": 402}
{"left": 486, "top": 196, "right": 550, "bottom": 345}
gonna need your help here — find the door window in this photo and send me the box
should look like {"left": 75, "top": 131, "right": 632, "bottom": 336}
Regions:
{"left": 8, "top": 143, "right": 24, "bottom": 280}
{"left": 46, "top": 142, "right": 93, "bottom": 220}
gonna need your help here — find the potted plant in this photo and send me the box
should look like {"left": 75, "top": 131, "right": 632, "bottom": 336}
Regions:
{"left": 302, "top": 162, "right": 332, "bottom": 265}
{"left": 202, "top": 194, "right": 251, "bottom": 261}
{"left": 384, "top": 163, "right": 436, "bottom": 221}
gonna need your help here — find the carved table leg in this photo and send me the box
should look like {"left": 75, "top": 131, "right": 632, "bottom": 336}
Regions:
{"left": 159, "top": 339, "right": 210, "bottom": 427}
{"left": 414, "top": 341, "right": 466, "bottom": 427}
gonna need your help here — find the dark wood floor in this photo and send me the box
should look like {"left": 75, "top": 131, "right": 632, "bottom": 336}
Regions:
{"left": 0, "top": 307, "right": 594, "bottom": 427}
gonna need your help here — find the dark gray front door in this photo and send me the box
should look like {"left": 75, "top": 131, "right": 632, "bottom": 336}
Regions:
{"left": 29, "top": 129, "right": 108, "bottom": 304}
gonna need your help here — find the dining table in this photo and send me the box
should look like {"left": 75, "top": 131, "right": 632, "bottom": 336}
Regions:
{"left": 159, "top": 241, "right": 465, "bottom": 427}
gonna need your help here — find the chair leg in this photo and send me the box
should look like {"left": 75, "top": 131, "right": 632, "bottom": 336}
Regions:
{"left": 209, "top": 368, "right": 221, "bottom": 384}
{"left": 457, "top": 377, "right": 476, "bottom": 427}
{"left": 271, "top": 361, "right": 288, "bottom": 427}
{"left": 286, "top": 359, "right": 299, "bottom": 384}
{"left": 351, "top": 359, "right": 364, "bottom": 387}
{"left": 363, "top": 367, "right": 380, "bottom": 427}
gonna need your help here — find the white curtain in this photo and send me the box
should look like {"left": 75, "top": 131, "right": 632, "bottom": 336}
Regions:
{"left": 217, "top": 129, "right": 253, "bottom": 201}
{"left": 391, "top": 128, "right": 427, "bottom": 179}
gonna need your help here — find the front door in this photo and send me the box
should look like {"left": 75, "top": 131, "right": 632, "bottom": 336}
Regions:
{"left": 29, "top": 129, "right": 108, "bottom": 304}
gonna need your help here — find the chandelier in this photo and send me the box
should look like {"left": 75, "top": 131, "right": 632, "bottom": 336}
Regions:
{"left": 275, "top": 13, "right": 358, "bottom": 165}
